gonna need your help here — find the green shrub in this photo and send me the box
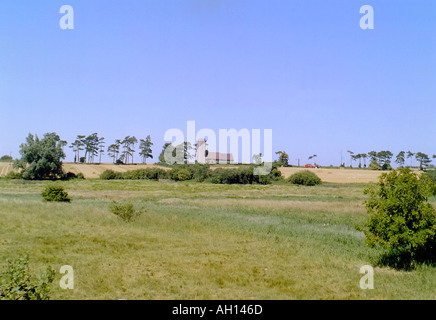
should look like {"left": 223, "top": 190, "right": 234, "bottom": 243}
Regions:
{"left": 356, "top": 168, "right": 436, "bottom": 269}
{"left": 100, "top": 169, "right": 122, "bottom": 180}
{"left": 61, "top": 171, "right": 85, "bottom": 180}
{"left": 368, "top": 160, "right": 382, "bottom": 170}
{"left": 287, "top": 170, "right": 321, "bottom": 186}
{"left": 0, "top": 155, "right": 13, "bottom": 162}
{"left": 210, "top": 165, "right": 279, "bottom": 185}
{"left": 0, "top": 252, "right": 55, "bottom": 300}
{"left": 176, "top": 169, "right": 192, "bottom": 181}
{"left": 41, "top": 185, "right": 71, "bottom": 202}
{"left": 4, "top": 171, "right": 22, "bottom": 179}
{"left": 109, "top": 201, "right": 141, "bottom": 222}
{"left": 121, "top": 168, "right": 167, "bottom": 180}
{"left": 424, "top": 170, "right": 436, "bottom": 192}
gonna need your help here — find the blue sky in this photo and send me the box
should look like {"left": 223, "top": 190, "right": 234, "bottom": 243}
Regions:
{"left": 0, "top": 0, "right": 435, "bottom": 166}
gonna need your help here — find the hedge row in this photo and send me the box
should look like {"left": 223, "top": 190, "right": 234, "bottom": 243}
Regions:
{"left": 99, "top": 164, "right": 283, "bottom": 185}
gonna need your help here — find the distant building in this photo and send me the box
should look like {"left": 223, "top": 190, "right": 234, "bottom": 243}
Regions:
{"left": 195, "top": 138, "right": 234, "bottom": 164}
{"left": 205, "top": 152, "right": 234, "bottom": 164}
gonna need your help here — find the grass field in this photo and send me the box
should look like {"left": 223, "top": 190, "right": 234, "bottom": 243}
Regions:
{"left": 1, "top": 177, "right": 436, "bottom": 300}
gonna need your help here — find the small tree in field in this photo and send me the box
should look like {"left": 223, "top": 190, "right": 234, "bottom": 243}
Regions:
{"left": 356, "top": 168, "right": 436, "bottom": 268}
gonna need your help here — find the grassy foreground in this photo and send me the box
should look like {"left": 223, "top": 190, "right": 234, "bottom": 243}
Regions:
{"left": 0, "top": 179, "right": 436, "bottom": 300}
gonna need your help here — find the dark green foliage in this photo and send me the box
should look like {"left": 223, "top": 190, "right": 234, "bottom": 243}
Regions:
{"left": 368, "top": 159, "right": 382, "bottom": 170}
{"left": 61, "top": 172, "right": 85, "bottom": 181}
{"left": 100, "top": 164, "right": 280, "bottom": 184}
{"left": 0, "top": 252, "right": 55, "bottom": 300}
{"left": 287, "top": 170, "right": 321, "bottom": 186}
{"left": 210, "top": 165, "right": 281, "bottom": 185}
{"left": 0, "top": 155, "right": 13, "bottom": 162}
{"left": 109, "top": 201, "right": 141, "bottom": 222}
{"left": 41, "top": 185, "right": 71, "bottom": 202}
{"left": 100, "top": 168, "right": 167, "bottom": 180}
{"left": 356, "top": 168, "right": 436, "bottom": 269}
{"left": 168, "top": 164, "right": 210, "bottom": 182}
{"left": 14, "top": 132, "right": 67, "bottom": 180}
{"left": 4, "top": 171, "right": 22, "bottom": 179}
{"left": 122, "top": 168, "right": 168, "bottom": 180}
{"left": 424, "top": 170, "right": 436, "bottom": 193}
{"left": 99, "top": 169, "right": 123, "bottom": 180}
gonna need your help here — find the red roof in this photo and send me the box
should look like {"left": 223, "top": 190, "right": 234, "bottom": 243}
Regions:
{"left": 206, "top": 152, "right": 234, "bottom": 162}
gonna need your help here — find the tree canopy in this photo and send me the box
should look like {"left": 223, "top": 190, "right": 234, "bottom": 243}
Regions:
{"left": 14, "top": 133, "right": 66, "bottom": 180}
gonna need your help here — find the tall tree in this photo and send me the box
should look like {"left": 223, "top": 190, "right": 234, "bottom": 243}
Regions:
{"left": 98, "top": 137, "right": 105, "bottom": 164}
{"left": 407, "top": 151, "right": 415, "bottom": 167}
{"left": 159, "top": 143, "right": 173, "bottom": 164}
{"left": 361, "top": 153, "right": 368, "bottom": 168}
{"left": 14, "top": 132, "right": 66, "bottom": 180}
{"left": 139, "top": 135, "right": 153, "bottom": 163}
{"left": 415, "top": 152, "right": 431, "bottom": 170}
{"left": 377, "top": 150, "right": 393, "bottom": 170}
{"left": 347, "top": 150, "right": 354, "bottom": 167}
{"left": 395, "top": 151, "right": 405, "bottom": 168}
{"left": 353, "top": 154, "right": 363, "bottom": 168}
{"left": 107, "top": 139, "right": 121, "bottom": 163}
{"left": 275, "top": 151, "right": 289, "bottom": 167}
{"left": 69, "top": 135, "right": 85, "bottom": 163}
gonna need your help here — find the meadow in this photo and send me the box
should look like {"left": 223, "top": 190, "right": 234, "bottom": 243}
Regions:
{"left": 1, "top": 177, "right": 436, "bottom": 300}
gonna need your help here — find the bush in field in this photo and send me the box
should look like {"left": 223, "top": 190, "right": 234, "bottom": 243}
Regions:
{"left": 100, "top": 169, "right": 122, "bottom": 180}
{"left": 4, "top": 171, "right": 22, "bottom": 179}
{"left": 41, "top": 185, "right": 71, "bottom": 202}
{"left": 100, "top": 168, "right": 167, "bottom": 180}
{"left": 0, "top": 155, "right": 13, "bottom": 162}
{"left": 176, "top": 169, "right": 192, "bottom": 181}
{"left": 122, "top": 168, "right": 167, "bottom": 180}
{"left": 287, "top": 170, "right": 321, "bottom": 186}
{"left": 0, "top": 252, "right": 55, "bottom": 300}
{"left": 167, "top": 164, "right": 210, "bottom": 182}
{"left": 109, "top": 201, "right": 141, "bottom": 222}
{"left": 210, "top": 165, "right": 281, "bottom": 185}
{"left": 424, "top": 170, "right": 436, "bottom": 193}
{"left": 356, "top": 168, "right": 436, "bottom": 269}
{"left": 61, "top": 172, "right": 85, "bottom": 181}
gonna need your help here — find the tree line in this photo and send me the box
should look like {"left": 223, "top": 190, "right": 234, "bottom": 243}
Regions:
{"left": 347, "top": 150, "right": 435, "bottom": 170}
{"left": 271, "top": 149, "right": 435, "bottom": 171}
{"left": 69, "top": 134, "right": 153, "bottom": 164}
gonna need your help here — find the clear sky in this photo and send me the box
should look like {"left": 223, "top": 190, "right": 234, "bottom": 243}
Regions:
{"left": 1, "top": 0, "right": 435, "bottom": 166}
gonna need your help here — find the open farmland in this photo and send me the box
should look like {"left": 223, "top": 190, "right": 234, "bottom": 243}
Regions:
{"left": 1, "top": 178, "right": 436, "bottom": 300}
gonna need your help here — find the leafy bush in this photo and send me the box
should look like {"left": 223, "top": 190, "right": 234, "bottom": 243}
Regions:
{"left": 356, "top": 168, "right": 436, "bottom": 269}
{"left": 424, "top": 170, "right": 436, "bottom": 193}
{"left": 122, "top": 168, "right": 167, "bottom": 180}
{"left": 210, "top": 165, "right": 280, "bottom": 185}
{"left": 61, "top": 171, "right": 85, "bottom": 181}
{"left": 41, "top": 185, "right": 71, "bottom": 202}
{"left": 167, "top": 164, "right": 210, "bottom": 182}
{"left": 99, "top": 169, "right": 122, "bottom": 180}
{"left": 368, "top": 159, "right": 382, "bottom": 170}
{"left": 176, "top": 169, "right": 192, "bottom": 181}
{"left": 109, "top": 201, "right": 141, "bottom": 222}
{"left": 4, "top": 171, "right": 22, "bottom": 179}
{"left": 0, "top": 155, "right": 13, "bottom": 162}
{"left": 287, "top": 170, "right": 321, "bottom": 186}
{"left": 0, "top": 252, "right": 55, "bottom": 300}
{"left": 100, "top": 168, "right": 167, "bottom": 180}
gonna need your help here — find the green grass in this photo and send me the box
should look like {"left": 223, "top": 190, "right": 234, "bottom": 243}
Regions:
{"left": 0, "top": 179, "right": 436, "bottom": 299}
